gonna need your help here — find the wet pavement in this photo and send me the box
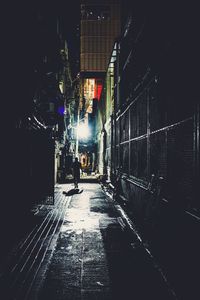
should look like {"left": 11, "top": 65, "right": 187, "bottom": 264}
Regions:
{"left": 0, "top": 183, "right": 176, "bottom": 300}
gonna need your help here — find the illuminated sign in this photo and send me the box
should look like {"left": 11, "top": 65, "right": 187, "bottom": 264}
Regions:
{"left": 84, "top": 79, "right": 95, "bottom": 100}
{"left": 83, "top": 78, "right": 103, "bottom": 102}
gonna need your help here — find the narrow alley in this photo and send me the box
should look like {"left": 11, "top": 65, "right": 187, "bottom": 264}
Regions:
{"left": 1, "top": 1, "right": 199, "bottom": 300}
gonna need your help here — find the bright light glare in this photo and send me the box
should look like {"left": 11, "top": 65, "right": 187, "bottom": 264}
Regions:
{"left": 77, "top": 123, "right": 90, "bottom": 139}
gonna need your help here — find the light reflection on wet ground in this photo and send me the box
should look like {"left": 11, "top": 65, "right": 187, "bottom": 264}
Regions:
{"left": 37, "top": 183, "right": 175, "bottom": 300}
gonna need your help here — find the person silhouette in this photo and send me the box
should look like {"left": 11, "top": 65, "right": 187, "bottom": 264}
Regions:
{"left": 72, "top": 157, "right": 82, "bottom": 189}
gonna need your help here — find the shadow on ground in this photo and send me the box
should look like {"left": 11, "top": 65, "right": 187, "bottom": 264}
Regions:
{"left": 62, "top": 188, "right": 83, "bottom": 196}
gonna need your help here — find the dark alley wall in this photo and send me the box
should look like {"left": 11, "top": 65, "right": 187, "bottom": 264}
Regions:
{"left": 97, "top": 1, "right": 199, "bottom": 222}
{"left": 1, "top": 3, "right": 70, "bottom": 233}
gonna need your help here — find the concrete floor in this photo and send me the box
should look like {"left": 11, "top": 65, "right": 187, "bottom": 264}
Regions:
{"left": 0, "top": 183, "right": 175, "bottom": 300}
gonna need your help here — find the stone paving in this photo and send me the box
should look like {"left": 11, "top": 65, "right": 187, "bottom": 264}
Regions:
{"left": 0, "top": 183, "right": 176, "bottom": 300}
{"left": 32, "top": 183, "right": 174, "bottom": 300}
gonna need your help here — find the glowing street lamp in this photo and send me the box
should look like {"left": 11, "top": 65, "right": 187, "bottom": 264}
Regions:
{"left": 77, "top": 122, "right": 90, "bottom": 139}
{"left": 75, "top": 114, "right": 90, "bottom": 157}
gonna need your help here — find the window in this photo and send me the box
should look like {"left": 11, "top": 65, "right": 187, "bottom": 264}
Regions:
{"left": 81, "top": 5, "right": 110, "bottom": 21}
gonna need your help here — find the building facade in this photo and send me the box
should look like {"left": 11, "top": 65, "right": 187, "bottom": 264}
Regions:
{"left": 79, "top": 0, "right": 121, "bottom": 172}
{"left": 80, "top": 0, "right": 120, "bottom": 73}
{"left": 3, "top": 4, "right": 76, "bottom": 216}
{"left": 96, "top": 1, "right": 200, "bottom": 220}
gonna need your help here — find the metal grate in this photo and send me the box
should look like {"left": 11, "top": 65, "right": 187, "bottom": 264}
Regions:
{"left": 114, "top": 79, "right": 196, "bottom": 209}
